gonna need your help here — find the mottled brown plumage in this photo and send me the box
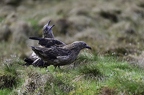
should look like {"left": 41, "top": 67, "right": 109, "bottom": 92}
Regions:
{"left": 24, "top": 21, "right": 56, "bottom": 67}
{"left": 31, "top": 41, "right": 91, "bottom": 68}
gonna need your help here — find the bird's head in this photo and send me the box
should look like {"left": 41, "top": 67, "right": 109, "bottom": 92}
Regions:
{"left": 43, "top": 20, "right": 55, "bottom": 38}
{"left": 72, "top": 41, "right": 92, "bottom": 50}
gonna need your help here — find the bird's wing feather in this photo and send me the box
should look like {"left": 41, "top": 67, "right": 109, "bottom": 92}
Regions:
{"left": 32, "top": 46, "right": 70, "bottom": 60}
{"left": 56, "top": 55, "right": 70, "bottom": 61}
{"left": 41, "top": 38, "right": 65, "bottom": 48}
{"left": 44, "top": 47, "right": 70, "bottom": 59}
{"left": 31, "top": 37, "right": 65, "bottom": 48}
{"left": 29, "top": 36, "right": 41, "bottom": 40}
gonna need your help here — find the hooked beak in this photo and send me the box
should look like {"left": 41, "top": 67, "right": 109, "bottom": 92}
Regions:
{"left": 86, "top": 45, "right": 92, "bottom": 50}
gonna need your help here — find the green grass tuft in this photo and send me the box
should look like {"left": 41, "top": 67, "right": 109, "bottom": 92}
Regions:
{"left": 78, "top": 62, "right": 102, "bottom": 78}
{"left": 0, "top": 89, "right": 11, "bottom": 95}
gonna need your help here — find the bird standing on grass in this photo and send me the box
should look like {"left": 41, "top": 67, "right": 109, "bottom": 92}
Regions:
{"left": 31, "top": 41, "right": 92, "bottom": 68}
{"left": 24, "top": 21, "right": 56, "bottom": 67}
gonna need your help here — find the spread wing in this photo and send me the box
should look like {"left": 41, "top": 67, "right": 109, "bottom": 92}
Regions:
{"left": 42, "top": 38, "right": 66, "bottom": 48}
{"left": 43, "top": 47, "right": 70, "bottom": 59}
{"left": 29, "top": 37, "right": 65, "bottom": 48}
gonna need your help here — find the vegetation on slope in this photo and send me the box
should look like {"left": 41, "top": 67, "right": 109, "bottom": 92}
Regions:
{"left": 0, "top": 49, "right": 144, "bottom": 95}
{"left": 0, "top": 0, "right": 144, "bottom": 94}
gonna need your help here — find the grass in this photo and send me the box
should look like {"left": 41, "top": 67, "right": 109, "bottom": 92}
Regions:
{"left": 0, "top": 48, "right": 144, "bottom": 94}
{"left": 0, "top": 17, "right": 4, "bottom": 23}
{"left": 27, "top": 19, "right": 42, "bottom": 36}
{"left": 24, "top": 53, "right": 144, "bottom": 95}
{"left": 0, "top": 89, "right": 11, "bottom": 95}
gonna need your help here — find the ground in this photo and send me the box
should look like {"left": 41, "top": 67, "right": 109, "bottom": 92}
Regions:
{"left": 0, "top": 0, "right": 144, "bottom": 95}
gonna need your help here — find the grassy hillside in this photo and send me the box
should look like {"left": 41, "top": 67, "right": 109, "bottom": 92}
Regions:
{"left": 0, "top": 0, "right": 144, "bottom": 95}
{"left": 0, "top": 50, "right": 144, "bottom": 95}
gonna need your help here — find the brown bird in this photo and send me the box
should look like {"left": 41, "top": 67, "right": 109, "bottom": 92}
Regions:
{"left": 24, "top": 20, "right": 56, "bottom": 67}
{"left": 31, "top": 41, "right": 91, "bottom": 68}
{"left": 29, "top": 36, "right": 66, "bottom": 48}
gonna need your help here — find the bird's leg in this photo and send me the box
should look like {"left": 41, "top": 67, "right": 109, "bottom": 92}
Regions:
{"left": 54, "top": 65, "right": 61, "bottom": 70}
{"left": 54, "top": 65, "right": 57, "bottom": 70}
{"left": 58, "top": 66, "right": 61, "bottom": 69}
{"left": 71, "top": 63, "right": 76, "bottom": 69}
{"left": 73, "top": 62, "right": 76, "bottom": 68}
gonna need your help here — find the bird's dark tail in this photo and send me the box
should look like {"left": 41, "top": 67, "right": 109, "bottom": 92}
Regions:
{"left": 29, "top": 37, "right": 41, "bottom": 40}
